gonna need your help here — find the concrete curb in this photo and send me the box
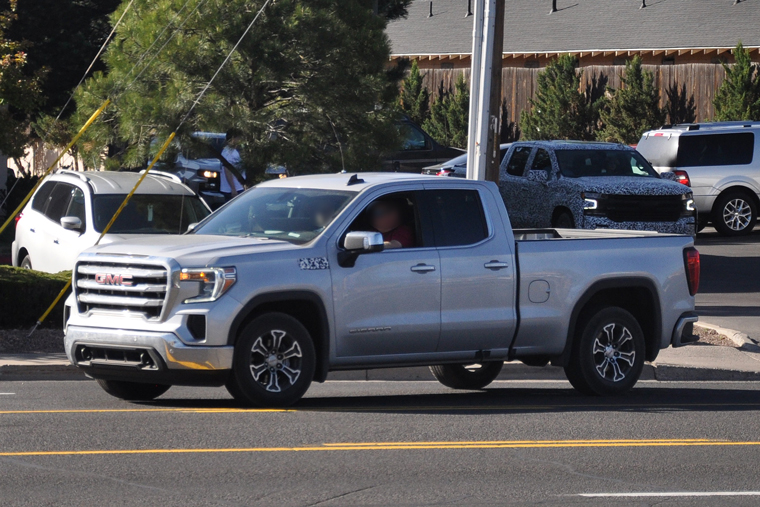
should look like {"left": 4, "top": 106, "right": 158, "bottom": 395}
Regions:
{"left": 695, "top": 322, "right": 760, "bottom": 352}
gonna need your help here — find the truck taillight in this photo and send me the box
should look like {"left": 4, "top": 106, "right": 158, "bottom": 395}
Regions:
{"left": 437, "top": 169, "right": 454, "bottom": 177}
{"left": 673, "top": 170, "right": 691, "bottom": 187}
{"left": 684, "top": 247, "right": 700, "bottom": 296}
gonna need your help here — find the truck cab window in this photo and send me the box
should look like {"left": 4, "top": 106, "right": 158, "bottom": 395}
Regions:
{"left": 531, "top": 149, "right": 552, "bottom": 174}
{"left": 425, "top": 189, "right": 488, "bottom": 247}
{"left": 346, "top": 192, "right": 421, "bottom": 249}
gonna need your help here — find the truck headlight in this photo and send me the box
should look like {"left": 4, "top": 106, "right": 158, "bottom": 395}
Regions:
{"left": 582, "top": 192, "right": 603, "bottom": 216}
{"left": 180, "top": 267, "right": 236, "bottom": 303}
{"left": 199, "top": 170, "right": 219, "bottom": 179}
{"left": 682, "top": 193, "right": 696, "bottom": 216}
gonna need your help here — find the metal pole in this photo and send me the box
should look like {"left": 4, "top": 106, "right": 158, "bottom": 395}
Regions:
{"left": 466, "top": 0, "right": 485, "bottom": 180}
{"left": 468, "top": 0, "right": 497, "bottom": 181}
{"left": 484, "top": 0, "right": 505, "bottom": 183}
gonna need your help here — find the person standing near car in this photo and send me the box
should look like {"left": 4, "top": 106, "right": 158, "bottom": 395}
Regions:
{"left": 220, "top": 130, "right": 246, "bottom": 202}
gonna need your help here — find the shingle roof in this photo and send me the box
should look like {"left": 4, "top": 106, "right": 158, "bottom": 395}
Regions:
{"left": 386, "top": 0, "right": 760, "bottom": 56}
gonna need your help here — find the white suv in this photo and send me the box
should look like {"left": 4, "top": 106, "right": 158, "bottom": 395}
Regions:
{"left": 637, "top": 122, "right": 760, "bottom": 236}
{"left": 12, "top": 170, "right": 211, "bottom": 273}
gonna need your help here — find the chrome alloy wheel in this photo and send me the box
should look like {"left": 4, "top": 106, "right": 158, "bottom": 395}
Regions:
{"left": 249, "top": 330, "right": 303, "bottom": 392}
{"left": 723, "top": 198, "right": 752, "bottom": 232}
{"left": 592, "top": 323, "right": 636, "bottom": 382}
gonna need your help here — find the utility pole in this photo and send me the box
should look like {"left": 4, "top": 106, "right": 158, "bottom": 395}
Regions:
{"left": 466, "top": 0, "right": 505, "bottom": 183}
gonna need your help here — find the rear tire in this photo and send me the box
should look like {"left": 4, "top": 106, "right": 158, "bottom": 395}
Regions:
{"left": 20, "top": 255, "right": 32, "bottom": 270}
{"left": 429, "top": 362, "right": 503, "bottom": 390}
{"left": 96, "top": 379, "right": 170, "bottom": 401}
{"left": 712, "top": 191, "right": 757, "bottom": 236}
{"left": 227, "top": 313, "right": 315, "bottom": 407}
{"left": 564, "top": 307, "right": 645, "bottom": 396}
{"left": 552, "top": 211, "right": 575, "bottom": 229}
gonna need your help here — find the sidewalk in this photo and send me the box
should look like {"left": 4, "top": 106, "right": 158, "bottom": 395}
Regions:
{"left": 3, "top": 337, "right": 760, "bottom": 382}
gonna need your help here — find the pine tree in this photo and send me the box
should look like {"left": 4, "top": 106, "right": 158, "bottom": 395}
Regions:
{"left": 72, "top": 0, "right": 412, "bottom": 175}
{"left": 713, "top": 42, "right": 760, "bottom": 121}
{"left": 422, "top": 72, "right": 469, "bottom": 148}
{"left": 520, "top": 55, "right": 596, "bottom": 141}
{"left": 597, "top": 56, "right": 666, "bottom": 144}
{"left": 399, "top": 59, "right": 429, "bottom": 125}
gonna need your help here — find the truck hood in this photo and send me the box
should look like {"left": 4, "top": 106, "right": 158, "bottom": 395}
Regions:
{"left": 82, "top": 234, "right": 296, "bottom": 266}
{"left": 567, "top": 176, "right": 690, "bottom": 196}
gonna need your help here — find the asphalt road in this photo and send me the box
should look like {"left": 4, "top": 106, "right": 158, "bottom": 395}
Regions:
{"left": 695, "top": 226, "right": 760, "bottom": 339}
{"left": 3, "top": 379, "right": 760, "bottom": 506}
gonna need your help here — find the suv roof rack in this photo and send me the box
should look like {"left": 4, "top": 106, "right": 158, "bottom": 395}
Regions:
{"left": 139, "top": 170, "right": 183, "bottom": 184}
{"left": 55, "top": 169, "right": 90, "bottom": 182}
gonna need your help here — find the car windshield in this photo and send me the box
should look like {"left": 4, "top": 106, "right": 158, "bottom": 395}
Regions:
{"left": 193, "top": 187, "right": 357, "bottom": 244}
{"left": 555, "top": 149, "right": 659, "bottom": 178}
{"left": 93, "top": 194, "right": 211, "bottom": 234}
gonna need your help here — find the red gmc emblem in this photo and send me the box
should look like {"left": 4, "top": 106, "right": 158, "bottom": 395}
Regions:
{"left": 95, "top": 273, "right": 134, "bottom": 287}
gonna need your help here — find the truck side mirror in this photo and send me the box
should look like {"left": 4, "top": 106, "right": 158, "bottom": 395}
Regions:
{"left": 186, "top": 222, "right": 198, "bottom": 233}
{"left": 60, "top": 216, "right": 83, "bottom": 232}
{"left": 526, "top": 170, "right": 549, "bottom": 185}
{"left": 339, "top": 231, "right": 384, "bottom": 267}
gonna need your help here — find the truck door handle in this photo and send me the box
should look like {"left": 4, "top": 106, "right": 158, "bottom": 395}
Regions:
{"left": 484, "top": 261, "right": 509, "bottom": 270}
{"left": 53, "top": 239, "right": 60, "bottom": 244}
{"left": 410, "top": 264, "right": 436, "bottom": 273}
{"left": 29, "top": 228, "right": 35, "bottom": 233}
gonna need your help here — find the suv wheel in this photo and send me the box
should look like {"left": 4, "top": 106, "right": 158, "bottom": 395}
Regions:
{"left": 564, "top": 306, "right": 645, "bottom": 396}
{"left": 429, "top": 362, "right": 503, "bottom": 390}
{"left": 227, "top": 313, "right": 315, "bottom": 407}
{"left": 96, "top": 379, "right": 170, "bottom": 401}
{"left": 713, "top": 191, "right": 757, "bottom": 236}
{"left": 20, "top": 255, "right": 32, "bottom": 270}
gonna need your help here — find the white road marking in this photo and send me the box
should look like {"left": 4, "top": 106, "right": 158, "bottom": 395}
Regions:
{"left": 579, "top": 492, "right": 760, "bottom": 498}
{"left": 0, "top": 393, "right": 16, "bottom": 395}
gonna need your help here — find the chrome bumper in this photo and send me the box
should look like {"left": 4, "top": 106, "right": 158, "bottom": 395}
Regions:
{"left": 671, "top": 311, "right": 699, "bottom": 347}
{"left": 65, "top": 326, "right": 233, "bottom": 371}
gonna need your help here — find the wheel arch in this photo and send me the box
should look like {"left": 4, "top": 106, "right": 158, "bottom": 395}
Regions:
{"left": 229, "top": 291, "right": 330, "bottom": 383}
{"left": 715, "top": 185, "right": 760, "bottom": 208}
{"left": 16, "top": 247, "right": 29, "bottom": 267}
{"left": 551, "top": 206, "right": 575, "bottom": 227}
{"left": 554, "top": 278, "right": 662, "bottom": 367}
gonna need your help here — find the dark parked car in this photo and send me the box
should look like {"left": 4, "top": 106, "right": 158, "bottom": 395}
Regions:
{"left": 421, "top": 143, "right": 512, "bottom": 177}
{"left": 382, "top": 118, "right": 463, "bottom": 173}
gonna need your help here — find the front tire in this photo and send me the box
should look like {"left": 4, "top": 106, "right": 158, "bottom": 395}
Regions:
{"left": 227, "top": 313, "right": 315, "bottom": 407}
{"left": 20, "top": 255, "right": 32, "bottom": 270}
{"left": 564, "top": 307, "right": 645, "bottom": 396}
{"left": 96, "top": 379, "right": 170, "bottom": 401}
{"left": 429, "top": 362, "right": 503, "bottom": 390}
{"left": 712, "top": 191, "right": 757, "bottom": 236}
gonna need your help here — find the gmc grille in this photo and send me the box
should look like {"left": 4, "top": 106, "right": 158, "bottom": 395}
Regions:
{"left": 604, "top": 195, "right": 683, "bottom": 223}
{"left": 75, "top": 262, "right": 169, "bottom": 319}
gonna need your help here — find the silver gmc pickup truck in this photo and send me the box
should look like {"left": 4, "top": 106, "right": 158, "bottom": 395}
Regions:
{"left": 64, "top": 173, "right": 700, "bottom": 406}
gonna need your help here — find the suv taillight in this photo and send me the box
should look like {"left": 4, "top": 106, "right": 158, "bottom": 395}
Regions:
{"left": 437, "top": 169, "right": 455, "bottom": 177}
{"left": 14, "top": 213, "right": 22, "bottom": 230}
{"left": 673, "top": 170, "right": 691, "bottom": 187}
{"left": 684, "top": 247, "right": 700, "bottom": 296}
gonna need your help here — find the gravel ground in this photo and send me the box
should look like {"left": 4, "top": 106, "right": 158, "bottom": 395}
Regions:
{"left": 0, "top": 328, "right": 65, "bottom": 353}
{"left": 696, "top": 326, "right": 735, "bottom": 347}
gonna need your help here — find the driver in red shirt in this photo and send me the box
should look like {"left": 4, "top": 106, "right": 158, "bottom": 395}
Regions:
{"left": 368, "top": 200, "right": 415, "bottom": 249}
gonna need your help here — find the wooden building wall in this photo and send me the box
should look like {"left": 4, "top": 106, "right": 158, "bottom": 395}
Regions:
{"left": 419, "top": 63, "right": 728, "bottom": 125}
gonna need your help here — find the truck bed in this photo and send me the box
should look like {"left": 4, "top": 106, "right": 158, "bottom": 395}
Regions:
{"left": 514, "top": 228, "right": 663, "bottom": 242}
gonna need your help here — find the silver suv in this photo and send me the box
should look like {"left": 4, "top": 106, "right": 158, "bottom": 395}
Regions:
{"left": 637, "top": 122, "right": 760, "bottom": 236}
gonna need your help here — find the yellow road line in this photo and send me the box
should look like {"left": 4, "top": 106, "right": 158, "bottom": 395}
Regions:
{"left": 3, "top": 402, "right": 760, "bottom": 415}
{"left": 3, "top": 439, "right": 760, "bottom": 457}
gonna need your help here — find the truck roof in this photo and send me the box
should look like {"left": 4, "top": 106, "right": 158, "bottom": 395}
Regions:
{"left": 257, "top": 172, "right": 453, "bottom": 191}
{"left": 513, "top": 140, "right": 631, "bottom": 150}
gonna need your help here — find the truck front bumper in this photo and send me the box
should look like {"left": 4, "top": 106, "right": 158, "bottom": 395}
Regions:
{"left": 65, "top": 326, "right": 233, "bottom": 385}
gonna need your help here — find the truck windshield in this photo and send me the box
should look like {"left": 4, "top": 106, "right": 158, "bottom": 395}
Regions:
{"left": 193, "top": 187, "right": 357, "bottom": 244}
{"left": 555, "top": 149, "right": 659, "bottom": 178}
{"left": 93, "top": 194, "right": 211, "bottom": 234}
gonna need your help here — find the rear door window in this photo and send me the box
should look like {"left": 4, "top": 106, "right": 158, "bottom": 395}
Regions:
{"left": 676, "top": 133, "right": 754, "bottom": 167}
{"left": 505, "top": 146, "right": 532, "bottom": 176}
{"left": 425, "top": 189, "right": 488, "bottom": 247}
{"left": 44, "top": 183, "right": 75, "bottom": 223}
{"left": 31, "top": 181, "right": 56, "bottom": 213}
